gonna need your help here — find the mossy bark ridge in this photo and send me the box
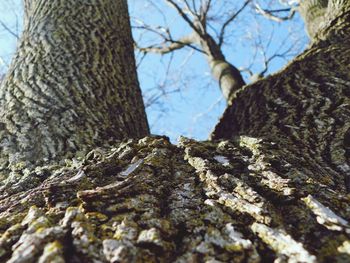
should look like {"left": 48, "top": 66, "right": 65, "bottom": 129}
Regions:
{"left": 1, "top": 136, "right": 350, "bottom": 262}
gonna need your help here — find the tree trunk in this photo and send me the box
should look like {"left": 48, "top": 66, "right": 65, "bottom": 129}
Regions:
{"left": 0, "top": 0, "right": 350, "bottom": 262}
{"left": 212, "top": 0, "right": 350, "bottom": 188}
{"left": 0, "top": 0, "right": 149, "bottom": 172}
{"left": 196, "top": 33, "right": 245, "bottom": 101}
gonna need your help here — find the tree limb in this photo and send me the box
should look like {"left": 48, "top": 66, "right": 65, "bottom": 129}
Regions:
{"left": 165, "top": 0, "right": 204, "bottom": 36}
{"left": 254, "top": 3, "right": 296, "bottom": 22}
{"left": 218, "top": 0, "right": 251, "bottom": 47}
{"left": 134, "top": 33, "right": 204, "bottom": 55}
{"left": 0, "top": 19, "right": 18, "bottom": 39}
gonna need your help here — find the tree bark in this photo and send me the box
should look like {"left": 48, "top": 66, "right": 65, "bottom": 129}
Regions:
{"left": 0, "top": 0, "right": 149, "bottom": 171}
{"left": 298, "top": 0, "right": 329, "bottom": 39}
{"left": 212, "top": 0, "right": 350, "bottom": 187}
{"left": 0, "top": 0, "right": 350, "bottom": 262}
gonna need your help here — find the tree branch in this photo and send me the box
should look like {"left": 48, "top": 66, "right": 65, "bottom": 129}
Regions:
{"left": 165, "top": 0, "right": 204, "bottom": 36}
{"left": 0, "top": 19, "right": 18, "bottom": 39}
{"left": 135, "top": 33, "right": 200, "bottom": 54}
{"left": 218, "top": 0, "right": 251, "bottom": 46}
{"left": 254, "top": 3, "right": 296, "bottom": 22}
{"left": 134, "top": 29, "right": 205, "bottom": 55}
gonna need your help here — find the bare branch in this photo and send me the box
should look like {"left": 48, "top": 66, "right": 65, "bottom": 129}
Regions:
{"left": 197, "top": 0, "right": 212, "bottom": 30}
{"left": 201, "top": 0, "right": 212, "bottom": 16}
{"left": 133, "top": 20, "right": 205, "bottom": 55}
{"left": 164, "top": 0, "right": 204, "bottom": 36}
{"left": 181, "top": 0, "right": 198, "bottom": 18}
{"left": 254, "top": 3, "right": 296, "bottom": 22}
{"left": 218, "top": 0, "right": 251, "bottom": 46}
{"left": 0, "top": 19, "right": 19, "bottom": 39}
{"left": 135, "top": 33, "right": 200, "bottom": 54}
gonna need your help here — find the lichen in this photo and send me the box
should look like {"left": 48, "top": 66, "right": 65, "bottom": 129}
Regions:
{"left": 0, "top": 136, "right": 349, "bottom": 262}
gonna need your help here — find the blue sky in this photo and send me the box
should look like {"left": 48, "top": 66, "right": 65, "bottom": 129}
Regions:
{"left": 129, "top": 0, "right": 308, "bottom": 142}
{"left": 0, "top": 0, "right": 22, "bottom": 71}
{"left": 0, "top": 0, "right": 308, "bottom": 142}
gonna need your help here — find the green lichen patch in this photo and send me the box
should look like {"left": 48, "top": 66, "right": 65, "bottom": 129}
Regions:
{"left": 0, "top": 136, "right": 349, "bottom": 262}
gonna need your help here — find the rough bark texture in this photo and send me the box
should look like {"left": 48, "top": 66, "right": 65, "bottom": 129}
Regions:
{"left": 299, "top": 0, "right": 350, "bottom": 41}
{"left": 212, "top": 0, "right": 350, "bottom": 186}
{"left": 0, "top": 0, "right": 350, "bottom": 262}
{"left": 299, "top": 0, "right": 329, "bottom": 39}
{"left": 1, "top": 136, "right": 350, "bottom": 262}
{"left": 0, "top": 0, "right": 149, "bottom": 173}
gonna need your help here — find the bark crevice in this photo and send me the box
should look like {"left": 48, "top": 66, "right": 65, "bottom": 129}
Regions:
{"left": 1, "top": 136, "right": 348, "bottom": 262}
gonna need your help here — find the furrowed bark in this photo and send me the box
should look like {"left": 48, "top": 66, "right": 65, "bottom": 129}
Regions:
{"left": 212, "top": 0, "right": 350, "bottom": 184}
{"left": 23, "top": 0, "right": 32, "bottom": 26}
{"left": 299, "top": 0, "right": 329, "bottom": 39}
{"left": 299, "top": 0, "right": 350, "bottom": 41}
{"left": 0, "top": 0, "right": 149, "bottom": 171}
{"left": 1, "top": 136, "right": 349, "bottom": 262}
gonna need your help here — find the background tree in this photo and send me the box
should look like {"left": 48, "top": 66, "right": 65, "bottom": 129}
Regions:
{"left": 0, "top": 0, "right": 307, "bottom": 140}
{"left": 134, "top": 0, "right": 299, "bottom": 100}
{"left": 0, "top": 0, "right": 349, "bottom": 262}
{"left": 131, "top": 0, "right": 307, "bottom": 139}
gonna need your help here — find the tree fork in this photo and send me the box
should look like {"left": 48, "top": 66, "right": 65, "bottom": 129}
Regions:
{"left": 0, "top": 0, "right": 149, "bottom": 171}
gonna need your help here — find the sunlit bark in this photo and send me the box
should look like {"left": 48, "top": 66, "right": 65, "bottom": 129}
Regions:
{"left": 0, "top": 0, "right": 149, "bottom": 171}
